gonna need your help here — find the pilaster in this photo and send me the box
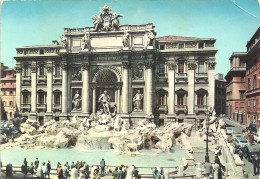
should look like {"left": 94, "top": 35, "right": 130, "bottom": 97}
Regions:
{"left": 208, "top": 60, "right": 216, "bottom": 110}
{"left": 145, "top": 60, "right": 154, "bottom": 119}
{"left": 15, "top": 64, "right": 22, "bottom": 117}
{"left": 167, "top": 62, "right": 176, "bottom": 122}
{"left": 82, "top": 61, "right": 90, "bottom": 116}
{"left": 59, "top": 59, "right": 68, "bottom": 120}
{"left": 122, "top": 61, "right": 130, "bottom": 117}
{"left": 45, "top": 62, "right": 53, "bottom": 121}
{"left": 29, "top": 62, "right": 37, "bottom": 120}
{"left": 187, "top": 61, "right": 196, "bottom": 115}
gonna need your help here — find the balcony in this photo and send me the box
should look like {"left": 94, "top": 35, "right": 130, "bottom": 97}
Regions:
{"left": 37, "top": 75, "right": 47, "bottom": 84}
{"left": 37, "top": 104, "right": 46, "bottom": 111}
{"left": 22, "top": 76, "right": 31, "bottom": 85}
{"left": 53, "top": 104, "right": 61, "bottom": 111}
{"left": 176, "top": 73, "right": 187, "bottom": 83}
{"left": 195, "top": 105, "right": 208, "bottom": 113}
{"left": 195, "top": 73, "right": 208, "bottom": 83}
{"left": 155, "top": 105, "right": 168, "bottom": 114}
{"left": 175, "top": 105, "right": 188, "bottom": 114}
{"left": 21, "top": 104, "right": 31, "bottom": 112}
{"left": 53, "top": 75, "right": 62, "bottom": 84}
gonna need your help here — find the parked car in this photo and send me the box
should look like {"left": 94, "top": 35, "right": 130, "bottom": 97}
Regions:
{"left": 253, "top": 133, "right": 260, "bottom": 143}
{"left": 246, "top": 123, "right": 257, "bottom": 133}
{"left": 232, "top": 137, "right": 249, "bottom": 148}
{"left": 243, "top": 145, "right": 260, "bottom": 161}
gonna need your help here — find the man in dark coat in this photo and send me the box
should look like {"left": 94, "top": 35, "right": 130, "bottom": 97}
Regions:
{"left": 253, "top": 154, "right": 259, "bottom": 175}
{"left": 34, "top": 158, "right": 39, "bottom": 170}
{"left": 100, "top": 159, "right": 105, "bottom": 176}
{"left": 47, "top": 160, "right": 51, "bottom": 178}
{"left": 118, "top": 167, "right": 125, "bottom": 179}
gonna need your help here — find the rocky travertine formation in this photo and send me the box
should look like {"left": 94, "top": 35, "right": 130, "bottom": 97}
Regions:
{"left": 1, "top": 114, "right": 197, "bottom": 155}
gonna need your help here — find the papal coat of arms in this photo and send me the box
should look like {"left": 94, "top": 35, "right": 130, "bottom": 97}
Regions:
{"left": 92, "top": 4, "right": 123, "bottom": 31}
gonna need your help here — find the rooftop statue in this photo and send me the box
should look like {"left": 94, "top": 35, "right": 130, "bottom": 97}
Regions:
{"left": 91, "top": 4, "right": 123, "bottom": 31}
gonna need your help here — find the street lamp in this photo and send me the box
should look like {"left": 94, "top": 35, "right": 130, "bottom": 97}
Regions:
{"left": 205, "top": 107, "right": 214, "bottom": 162}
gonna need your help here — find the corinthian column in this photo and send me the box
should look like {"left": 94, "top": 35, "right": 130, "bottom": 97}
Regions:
{"left": 15, "top": 65, "right": 21, "bottom": 115}
{"left": 82, "top": 62, "right": 90, "bottom": 116}
{"left": 167, "top": 62, "right": 176, "bottom": 117}
{"left": 145, "top": 61, "right": 154, "bottom": 118}
{"left": 30, "top": 63, "right": 37, "bottom": 120}
{"left": 208, "top": 61, "right": 216, "bottom": 110}
{"left": 45, "top": 63, "right": 53, "bottom": 121}
{"left": 60, "top": 62, "right": 68, "bottom": 120}
{"left": 187, "top": 61, "right": 196, "bottom": 115}
{"left": 122, "top": 62, "right": 130, "bottom": 115}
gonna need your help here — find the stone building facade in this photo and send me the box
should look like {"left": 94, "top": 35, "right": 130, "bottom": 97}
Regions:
{"left": 14, "top": 5, "right": 216, "bottom": 126}
{"left": 0, "top": 67, "right": 17, "bottom": 120}
{"left": 225, "top": 53, "right": 246, "bottom": 123}
{"left": 215, "top": 73, "right": 226, "bottom": 116}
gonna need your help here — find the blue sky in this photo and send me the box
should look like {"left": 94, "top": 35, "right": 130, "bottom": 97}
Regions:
{"left": 1, "top": 0, "right": 260, "bottom": 76}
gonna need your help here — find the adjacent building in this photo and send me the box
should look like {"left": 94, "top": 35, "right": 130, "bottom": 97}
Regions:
{"left": 215, "top": 73, "right": 226, "bottom": 116}
{"left": 0, "top": 66, "right": 17, "bottom": 120}
{"left": 14, "top": 5, "right": 217, "bottom": 126}
{"left": 225, "top": 53, "right": 246, "bottom": 123}
{"left": 244, "top": 27, "right": 260, "bottom": 128}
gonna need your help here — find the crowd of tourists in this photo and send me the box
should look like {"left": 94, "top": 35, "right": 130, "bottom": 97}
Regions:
{"left": 4, "top": 157, "right": 166, "bottom": 179}
{"left": 202, "top": 154, "right": 226, "bottom": 179}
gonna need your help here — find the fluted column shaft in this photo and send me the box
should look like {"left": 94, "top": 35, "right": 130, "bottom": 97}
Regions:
{"left": 82, "top": 63, "right": 90, "bottom": 115}
{"left": 168, "top": 63, "right": 176, "bottom": 115}
{"left": 46, "top": 63, "right": 53, "bottom": 113}
{"left": 92, "top": 88, "right": 96, "bottom": 113}
{"left": 31, "top": 64, "right": 37, "bottom": 113}
{"left": 15, "top": 65, "right": 22, "bottom": 113}
{"left": 61, "top": 63, "right": 68, "bottom": 115}
{"left": 187, "top": 62, "right": 196, "bottom": 114}
{"left": 122, "top": 64, "right": 129, "bottom": 114}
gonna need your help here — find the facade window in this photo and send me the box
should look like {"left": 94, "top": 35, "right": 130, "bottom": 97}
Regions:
{"left": 197, "top": 94, "right": 204, "bottom": 105}
{"left": 253, "top": 115, "right": 257, "bottom": 123}
{"left": 199, "top": 43, "right": 204, "bottom": 49}
{"left": 178, "top": 44, "right": 184, "bottom": 49}
{"left": 9, "top": 101, "right": 13, "bottom": 106}
{"left": 253, "top": 98, "right": 257, "bottom": 107}
{"left": 248, "top": 78, "right": 251, "bottom": 90}
{"left": 197, "top": 62, "right": 205, "bottom": 73}
{"left": 10, "top": 112, "right": 12, "bottom": 117}
{"left": 159, "top": 44, "right": 165, "bottom": 50}
{"left": 55, "top": 64, "right": 61, "bottom": 76}
{"left": 3, "top": 91, "right": 6, "bottom": 95}
{"left": 178, "top": 62, "right": 184, "bottom": 73}
{"left": 158, "top": 62, "right": 166, "bottom": 77}
{"left": 3, "top": 82, "right": 6, "bottom": 85}
{"left": 247, "top": 114, "right": 251, "bottom": 124}
{"left": 10, "top": 82, "right": 13, "bottom": 85}
{"left": 40, "top": 49, "right": 44, "bottom": 55}
{"left": 177, "top": 94, "right": 184, "bottom": 105}
{"left": 23, "top": 94, "right": 29, "bottom": 104}
{"left": 248, "top": 99, "right": 250, "bottom": 107}
{"left": 9, "top": 91, "right": 13, "bottom": 95}
{"left": 241, "top": 76, "right": 245, "bottom": 82}
{"left": 38, "top": 93, "right": 45, "bottom": 104}
{"left": 159, "top": 94, "right": 166, "bottom": 106}
{"left": 24, "top": 65, "right": 29, "bottom": 76}
{"left": 54, "top": 93, "right": 61, "bottom": 105}
{"left": 3, "top": 101, "right": 6, "bottom": 106}
{"left": 254, "top": 59, "right": 257, "bottom": 70}
{"left": 39, "top": 66, "right": 45, "bottom": 76}
{"left": 253, "top": 75, "right": 257, "bottom": 89}
{"left": 240, "top": 91, "right": 245, "bottom": 99}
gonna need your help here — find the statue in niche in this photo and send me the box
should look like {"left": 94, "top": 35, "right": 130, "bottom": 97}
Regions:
{"left": 111, "top": 13, "right": 123, "bottom": 31}
{"left": 122, "top": 32, "right": 130, "bottom": 47}
{"left": 147, "top": 31, "right": 155, "bottom": 46}
{"left": 72, "top": 90, "right": 81, "bottom": 110}
{"left": 98, "top": 90, "right": 111, "bottom": 115}
{"left": 133, "top": 90, "right": 143, "bottom": 111}
{"left": 61, "top": 35, "right": 67, "bottom": 48}
{"left": 81, "top": 33, "right": 90, "bottom": 50}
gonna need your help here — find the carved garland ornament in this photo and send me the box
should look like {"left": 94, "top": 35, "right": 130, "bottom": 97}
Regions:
{"left": 145, "top": 61, "right": 154, "bottom": 69}
{"left": 168, "top": 62, "right": 177, "bottom": 70}
{"left": 82, "top": 62, "right": 90, "bottom": 70}
{"left": 31, "top": 65, "right": 37, "bottom": 73}
{"left": 188, "top": 62, "right": 197, "bottom": 70}
{"left": 208, "top": 61, "right": 216, "bottom": 70}
{"left": 122, "top": 61, "right": 130, "bottom": 69}
{"left": 46, "top": 66, "right": 52, "bottom": 73}
{"left": 15, "top": 66, "right": 22, "bottom": 73}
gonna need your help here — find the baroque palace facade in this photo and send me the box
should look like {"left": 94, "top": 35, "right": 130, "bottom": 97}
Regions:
{"left": 15, "top": 5, "right": 216, "bottom": 126}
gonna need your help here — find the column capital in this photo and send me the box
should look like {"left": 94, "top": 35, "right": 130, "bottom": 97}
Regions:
{"left": 208, "top": 61, "right": 216, "bottom": 70}
{"left": 46, "top": 65, "right": 53, "bottom": 73}
{"left": 15, "top": 65, "right": 22, "bottom": 73}
{"left": 122, "top": 61, "right": 130, "bottom": 69}
{"left": 31, "top": 65, "right": 37, "bottom": 73}
{"left": 187, "top": 62, "right": 197, "bottom": 70}
{"left": 82, "top": 62, "right": 90, "bottom": 70}
{"left": 145, "top": 61, "right": 154, "bottom": 69}
{"left": 61, "top": 63, "right": 68, "bottom": 71}
{"left": 167, "top": 62, "right": 177, "bottom": 70}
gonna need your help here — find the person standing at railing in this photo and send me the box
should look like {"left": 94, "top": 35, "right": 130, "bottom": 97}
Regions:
{"left": 118, "top": 167, "right": 125, "bottom": 179}
{"left": 62, "top": 163, "right": 69, "bottom": 179}
{"left": 47, "top": 160, "right": 51, "bottom": 179}
{"left": 29, "top": 162, "right": 35, "bottom": 177}
{"left": 158, "top": 167, "right": 165, "bottom": 179}
{"left": 57, "top": 164, "right": 63, "bottom": 179}
{"left": 100, "top": 159, "right": 105, "bottom": 176}
{"left": 152, "top": 167, "right": 159, "bottom": 179}
{"left": 35, "top": 158, "right": 40, "bottom": 170}
{"left": 112, "top": 167, "right": 119, "bottom": 179}
{"left": 71, "top": 166, "right": 78, "bottom": 179}
{"left": 37, "top": 162, "right": 44, "bottom": 179}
